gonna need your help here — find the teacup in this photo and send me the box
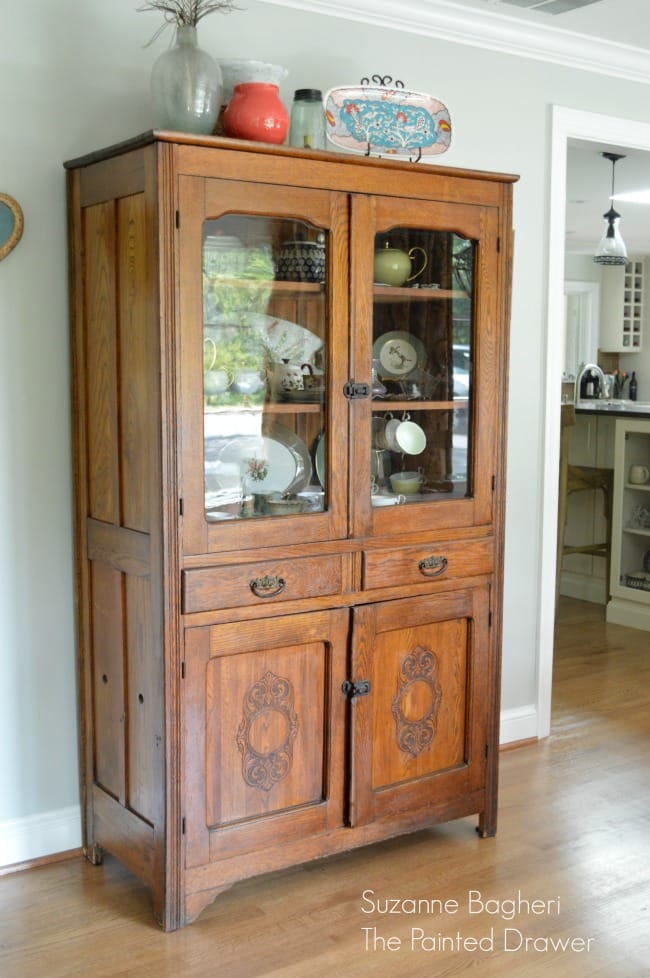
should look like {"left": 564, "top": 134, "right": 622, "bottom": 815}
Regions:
{"left": 629, "top": 464, "right": 650, "bottom": 485}
{"left": 233, "top": 369, "right": 265, "bottom": 395}
{"left": 381, "top": 413, "right": 426, "bottom": 456}
{"left": 204, "top": 368, "right": 231, "bottom": 395}
{"left": 390, "top": 470, "right": 425, "bottom": 495}
{"left": 394, "top": 420, "right": 426, "bottom": 455}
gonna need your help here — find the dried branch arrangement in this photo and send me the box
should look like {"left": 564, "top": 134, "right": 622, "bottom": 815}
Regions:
{"left": 138, "top": 0, "right": 238, "bottom": 43}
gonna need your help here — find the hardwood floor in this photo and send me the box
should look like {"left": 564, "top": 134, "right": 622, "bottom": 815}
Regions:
{"left": 1, "top": 597, "right": 648, "bottom": 977}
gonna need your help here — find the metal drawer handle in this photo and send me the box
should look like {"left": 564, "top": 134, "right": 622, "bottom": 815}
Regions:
{"left": 250, "top": 574, "right": 286, "bottom": 598}
{"left": 418, "top": 555, "right": 448, "bottom": 577}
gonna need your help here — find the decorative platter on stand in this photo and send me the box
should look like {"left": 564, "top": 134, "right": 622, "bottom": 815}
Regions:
{"left": 324, "top": 76, "right": 452, "bottom": 161}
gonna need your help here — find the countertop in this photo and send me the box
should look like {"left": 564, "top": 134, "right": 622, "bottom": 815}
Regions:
{"left": 574, "top": 400, "right": 650, "bottom": 419}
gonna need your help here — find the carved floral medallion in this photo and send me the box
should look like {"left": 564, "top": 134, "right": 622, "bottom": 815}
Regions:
{"left": 236, "top": 671, "right": 299, "bottom": 791}
{"left": 391, "top": 645, "right": 442, "bottom": 757}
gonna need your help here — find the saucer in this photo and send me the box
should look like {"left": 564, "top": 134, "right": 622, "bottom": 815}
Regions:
{"left": 372, "top": 494, "right": 406, "bottom": 506}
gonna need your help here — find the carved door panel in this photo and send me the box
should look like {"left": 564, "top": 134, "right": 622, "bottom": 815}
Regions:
{"left": 348, "top": 588, "right": 490, "bottom": 827}
{"left": 183, "top": 609, "right": 348, "bottom": 868}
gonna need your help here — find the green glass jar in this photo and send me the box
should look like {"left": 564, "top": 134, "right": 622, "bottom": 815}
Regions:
{"left": 289, "top": 89, "right": 326, "bottom": 150}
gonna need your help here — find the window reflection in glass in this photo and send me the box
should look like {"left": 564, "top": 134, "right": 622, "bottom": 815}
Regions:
{"left": 203, "top": 215, "right": 328, "bottom": 521}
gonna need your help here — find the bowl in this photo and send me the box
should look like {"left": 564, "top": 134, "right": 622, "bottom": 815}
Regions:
{"left": 218, "top": 60, "right": 289, "bottom": 104}
{"left": 276, "top": 240, "right": 325, "bottom": 283}
{"left": 265, "top": 497, "right": 305, "bottom": 515}
{"left": 390, "top": 471, "right": 424, "bottom": 494}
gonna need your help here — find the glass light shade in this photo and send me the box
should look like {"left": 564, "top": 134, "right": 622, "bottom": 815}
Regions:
{"left": 593, "top": 211, "right": 628, "bottom": 266}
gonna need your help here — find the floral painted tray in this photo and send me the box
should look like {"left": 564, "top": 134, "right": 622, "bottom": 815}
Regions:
{"left": 324, "top": 85, "right": 452, "bottom": 159}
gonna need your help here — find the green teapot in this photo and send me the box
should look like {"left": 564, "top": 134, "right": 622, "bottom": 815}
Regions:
{"left": 373, "top": 243, "right": 428, "bottom": 286}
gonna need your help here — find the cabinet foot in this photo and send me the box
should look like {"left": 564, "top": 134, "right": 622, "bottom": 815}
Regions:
{"left": 476, "top": 813, "right": 497, "bottom": 838}
{"left": 84, "top": 843, "right": 104, "bottom": 865}
{"left": 183, "top": 884, "right": 233, "bottom": 925}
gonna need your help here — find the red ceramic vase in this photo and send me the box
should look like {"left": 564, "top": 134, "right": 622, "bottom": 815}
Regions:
{"left": 223, "top": 82, "right": 289, "bottom": 144}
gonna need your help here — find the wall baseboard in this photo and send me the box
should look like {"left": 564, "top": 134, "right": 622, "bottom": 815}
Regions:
{"left": 0, "top": 806, "right": 82, "bottom": 869}
{"left": 559, "top": 571, "right": 606, "bottom": 606}
{"left": 1, "top": 705, "right": 535, "bottom": 868}
{"left": 500, "top": 704, "right": 538, "bottom": 745}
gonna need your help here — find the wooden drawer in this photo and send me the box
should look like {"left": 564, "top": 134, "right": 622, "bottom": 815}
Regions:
{"left": 182, "top": 554, "right": 345, "bottom": 614}
{"left": 362, "top": 537, "right": 494, "bottom": 591}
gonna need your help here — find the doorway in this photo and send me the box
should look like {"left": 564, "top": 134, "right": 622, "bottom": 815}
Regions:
{"left": 537, "top": 106, "right": 650, "bottom": 739}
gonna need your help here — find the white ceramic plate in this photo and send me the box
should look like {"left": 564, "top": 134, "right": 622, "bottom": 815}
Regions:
{"left": 205, "top": 421, "right": 311, "bottom": 498}
{"left": 314, "top": 431, "right": 326, "bottom": 489}
{"left": 373, "top": 331, "right": 426, "bottom": 378}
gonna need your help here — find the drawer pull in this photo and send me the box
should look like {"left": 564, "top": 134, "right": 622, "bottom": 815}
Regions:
{"left": 418, "top": 555, "right": 448, "bottom": 577}
{"left": 249, "top": 574, "right": 286, "bottom": 598}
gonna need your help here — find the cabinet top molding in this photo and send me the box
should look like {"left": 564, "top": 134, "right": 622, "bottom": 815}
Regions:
{"left": 64, "top": 129, "right": 519, "bottom": 186}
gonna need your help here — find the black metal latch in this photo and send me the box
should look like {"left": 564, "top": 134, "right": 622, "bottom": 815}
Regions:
{"left": 342, "top": 679, "right": 372, "bottom": 702}
{"left": 343, "top": 380, "right": 371, "bottom": 400}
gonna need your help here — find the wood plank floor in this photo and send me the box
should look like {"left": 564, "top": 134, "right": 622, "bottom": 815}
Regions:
{"left": 1, "top": 597, "right": 648, "bottom": 977}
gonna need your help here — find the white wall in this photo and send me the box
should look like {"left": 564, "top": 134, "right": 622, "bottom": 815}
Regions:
{"left": 3, "top": 0, "right": 650, "bottom": 865}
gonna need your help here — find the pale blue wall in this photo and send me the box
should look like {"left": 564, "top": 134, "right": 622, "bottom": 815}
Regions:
{"left": 2, "top": 0, "right": 650, "bottom": 862}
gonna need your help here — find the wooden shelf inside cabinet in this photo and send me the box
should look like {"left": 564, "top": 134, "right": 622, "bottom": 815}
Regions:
{"left": 372, "top": 399, "right": 466, "bottom": 412}
{"left": 265, "top": 402, "right": 323, "bottom": 414}
{"left": 624, "top": 527, "right": 650, "bottom": 538}
{"left": 204, "top": 403, "right": 323, "bottom": 415}
{"left": 373, "top": 285, "right": 467, "bottom": 302}
{"left": 206, "top": 278, "right": 325, "bottom": 298}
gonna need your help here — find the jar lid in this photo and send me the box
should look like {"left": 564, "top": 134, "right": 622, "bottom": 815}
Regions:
{"left": 294, "top": 89, "right": 322, "bottom": 101}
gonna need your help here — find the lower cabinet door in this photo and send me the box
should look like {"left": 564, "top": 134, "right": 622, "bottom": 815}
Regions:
{"left": 182, "top": 609, "right": 349, "bottom": 868}
{"left": 348, "top": 587, "right": 491, "bottom": 827}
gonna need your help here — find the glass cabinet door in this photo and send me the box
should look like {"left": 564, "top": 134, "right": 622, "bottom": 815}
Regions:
{"left": 350, "top": 194, "right": 501, "bottom": 536}
{"left": 179, "top": 177, "right": 349, "bottom": 556}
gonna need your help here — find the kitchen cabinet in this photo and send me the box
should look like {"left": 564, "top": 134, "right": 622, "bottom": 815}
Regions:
{"left": 560, "top": 412, "right": 615, "bottom": 603}
{"left": 65, "top": 132, "right": 515, "bottom": 930}
{"left": 608, "top": 417, "right": 650, "bottom": 630}
{"left": 600, "top": 259, "right": 644, "bottom": 353}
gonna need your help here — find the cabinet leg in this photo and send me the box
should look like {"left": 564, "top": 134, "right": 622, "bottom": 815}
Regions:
{"left": 183, "top": 884, "right": 234, "bottom": 926}
{"left": 84, "top": 842, "right": 104, "bottom": 865}
{"left": 476, "top": 813, "right": 497, "bottom": 839}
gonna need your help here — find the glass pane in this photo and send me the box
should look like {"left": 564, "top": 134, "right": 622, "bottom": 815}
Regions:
{"left": 371, "top": 229, "right": 475, "bottom": 506}
{"left": 203, "top": 215, "right": 328, "bottom": 521}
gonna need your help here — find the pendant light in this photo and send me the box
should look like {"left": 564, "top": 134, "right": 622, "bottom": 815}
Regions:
{"left": 593, "top": 152, "right": 628, "bottom": 266}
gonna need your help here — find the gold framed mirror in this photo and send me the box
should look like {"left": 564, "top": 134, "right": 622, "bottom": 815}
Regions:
{"left": 0, "top": 193, "right": 24, "bottom": 261}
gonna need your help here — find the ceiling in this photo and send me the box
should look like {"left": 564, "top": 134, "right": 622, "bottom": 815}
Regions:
{"left": 260, "top": 0, "right": 650, "bottom": 82}
{"left": 566, "top": 141, "right": 650, "bottom": 257}
{"left": 444, "top": 0, "right": 650, "bottom": 49}
{"left": 440, "top": 0, "right": 650, "bottom": 257}
{"left": 259, "top": 0, "right": 650, "bottom": 256}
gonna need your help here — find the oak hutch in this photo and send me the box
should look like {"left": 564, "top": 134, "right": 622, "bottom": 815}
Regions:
{"left": 65, "top": 132, "right": 516, "bottom": 930}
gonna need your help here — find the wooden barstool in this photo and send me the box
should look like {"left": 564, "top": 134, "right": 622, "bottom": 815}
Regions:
{"left": 556, "top": 403, "right": 613, "bottom": 603}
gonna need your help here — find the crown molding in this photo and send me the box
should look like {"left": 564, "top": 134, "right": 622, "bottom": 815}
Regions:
{"left": 256, "top": 0, "right": 650, "bottom": 85}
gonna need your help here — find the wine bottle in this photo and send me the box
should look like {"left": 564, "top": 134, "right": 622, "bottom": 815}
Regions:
{"left": 629, "top": 371, "right": 638, "bottom": 401}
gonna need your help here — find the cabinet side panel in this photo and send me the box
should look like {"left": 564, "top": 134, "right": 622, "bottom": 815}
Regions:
{"left": 117, "top": 193, "right": 152, "bottom": 534}
{"left": 83, "top": 203, "right": 120, "bottom": 524}
{"left": 125, "top": 572, "right": 157, "bottom": 824}
{"left": 90, "top": 561, "right": 126, "bottom": 802}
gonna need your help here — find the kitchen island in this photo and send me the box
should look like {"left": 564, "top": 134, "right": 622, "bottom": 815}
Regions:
{"left": 571, "top": 401, "right": 650, "bottom": 629}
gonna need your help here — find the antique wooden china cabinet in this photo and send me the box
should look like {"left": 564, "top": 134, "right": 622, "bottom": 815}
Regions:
{"left": 65, "top": 131, "right": 515, "bottom": 930}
